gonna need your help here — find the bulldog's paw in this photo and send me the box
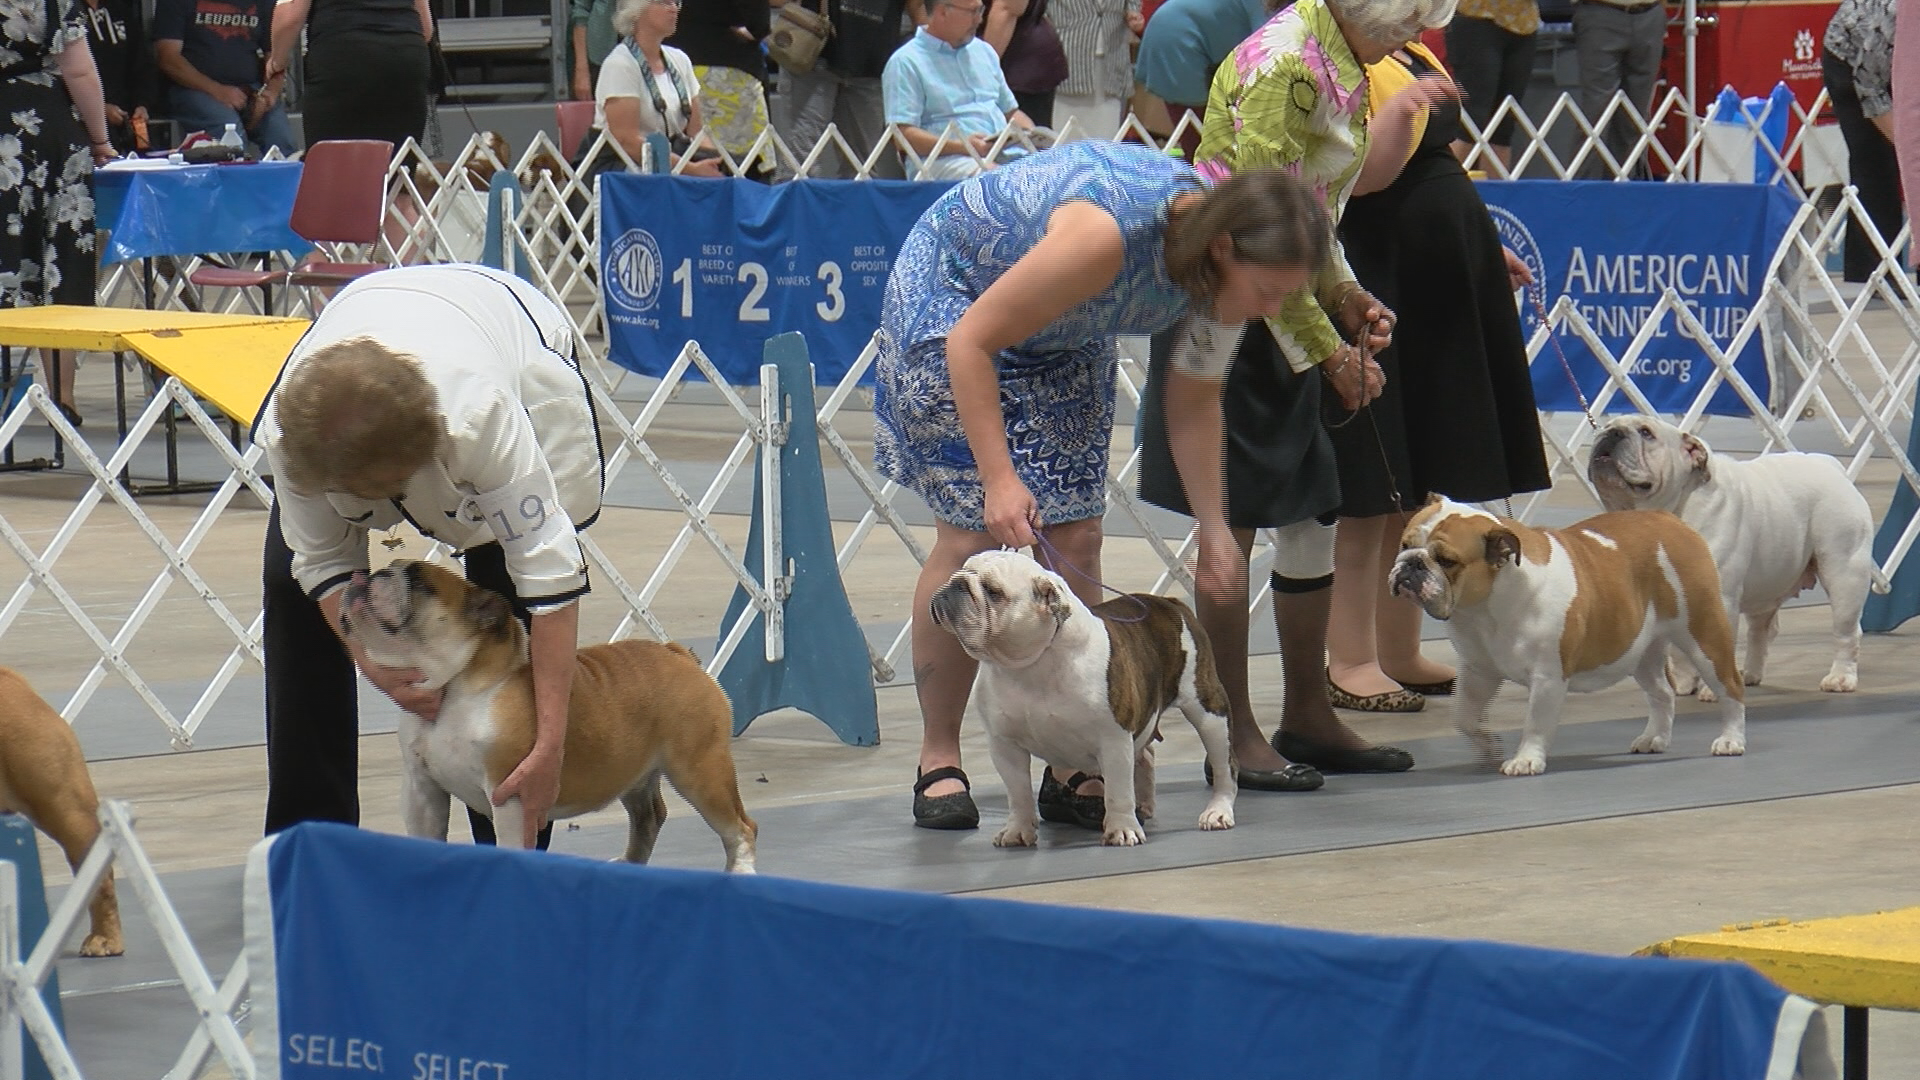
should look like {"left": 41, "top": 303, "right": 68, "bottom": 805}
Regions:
{"left": 1696, "top": 685, "right": 1720, "bottom": 704}
{"left": 1135, "top": 797, "right": 1156, "bottom": 821}
{"left": 1666, "top": 661, "right": 1702, "bottom": 697}
{"left": 993, "top": 820, "right": 1039, "bottom": 848}
{"left": 1742, "top": 666, "right": 1763, "bottom": 687}
{"left": 1710, "top": 735, "right": 1747, "bottom": 757}
{"left": 1499, "top": 753, "right": 1546, "bottom": 777}
{"left": 78, "top": 933, "right": 123, "bottom": 958}
{"left": 1197, "top": 805, "right": 1234, "bottom": 831}
{"left": 1102, "top": 818, "right": 1146, "bottom": 846}
{"left": 1629, "top": 732, "right": 1669, "bottom": 754}
{"left": 1820, "top": 668, "right": 1858, "bottom": 693}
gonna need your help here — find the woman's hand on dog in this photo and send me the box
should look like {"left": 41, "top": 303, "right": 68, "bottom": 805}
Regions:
{"left": 359, "top": 657, "right": 443, "bottom": 721}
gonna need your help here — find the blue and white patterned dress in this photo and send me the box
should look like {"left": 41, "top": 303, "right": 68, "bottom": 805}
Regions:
{"left": 873, "top": 140, "right": 1202, "bottom": 530}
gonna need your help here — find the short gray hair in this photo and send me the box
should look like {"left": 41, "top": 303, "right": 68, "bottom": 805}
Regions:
{"left": 1323, "top": 0, "right": 1457, "bottom": 44}
{"left": 612, "top": 0, "right": 662, "bottom": 38}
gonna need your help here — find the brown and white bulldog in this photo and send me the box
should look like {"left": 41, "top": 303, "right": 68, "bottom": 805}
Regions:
{"left": 1388, "top": 497, "right": 1747, "bottom": 776}
{"left": 930, "top": 549, "right": 1236, "bottom": 847}
{"left": 0, "top": 668, "right": 121, "bottom": 956}
{"left": 338, "top": 561, "right": 757, "bottom": 872}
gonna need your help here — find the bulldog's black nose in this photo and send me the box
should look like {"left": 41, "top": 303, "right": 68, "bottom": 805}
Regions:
{"left": 1591, "top": 426, "right": 1626, "bottom": 459}
{"left": 929, "top": 580, "right": 968, "bottom": 626}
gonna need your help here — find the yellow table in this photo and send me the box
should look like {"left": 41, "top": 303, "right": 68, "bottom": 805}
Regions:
{"left": 1644, "top": 907, "right": 1920, "bottom": 1079}
{"left": 0, "top": 306, "right": 308, "bottom": 492}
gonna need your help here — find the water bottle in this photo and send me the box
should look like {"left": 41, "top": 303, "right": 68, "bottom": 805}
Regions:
{"left": 219, "top": 123, "right": 244, "bottom": 152}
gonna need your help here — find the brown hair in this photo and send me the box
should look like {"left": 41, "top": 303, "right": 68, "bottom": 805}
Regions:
{"left": 1163, "top": 167, "right": 1333, "bottom": 314}
{"left": 275, "top": 336, "right": 443, "bottom": 496}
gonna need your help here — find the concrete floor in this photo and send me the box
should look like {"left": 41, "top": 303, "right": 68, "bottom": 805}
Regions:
{"left": 4, "top": 333, "right": 1920, "bottom": 1075}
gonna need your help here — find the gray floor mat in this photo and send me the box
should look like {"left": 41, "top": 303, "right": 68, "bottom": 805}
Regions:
{"left": 46, "top": 693, "right": 1917, "bottom": 1078}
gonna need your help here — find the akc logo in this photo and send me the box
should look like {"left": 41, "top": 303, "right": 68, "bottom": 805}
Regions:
{"left": 605, "top": 228, "right": 664, "bottom": 313}
{"left": 1487, "top": 205, "right": 1549, "bottom": 339}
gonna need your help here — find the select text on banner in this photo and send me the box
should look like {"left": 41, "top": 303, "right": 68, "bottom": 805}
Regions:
{"left": 599, "top": 175, "right": 956, "bottom": 387}
{"left": 1477, "top": 180, "right": 1799, "bottom": 416}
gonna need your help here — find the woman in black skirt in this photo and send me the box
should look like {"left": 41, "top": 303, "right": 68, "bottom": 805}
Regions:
{"left": 267, "top": 0, "right": 432, "bottom": 148}
{"left": 1321, "top": 43, "right": 1548, "bottom": 714}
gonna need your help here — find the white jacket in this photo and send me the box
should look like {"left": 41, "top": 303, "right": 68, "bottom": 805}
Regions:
{"left": 253, "top": 265, "right": 605, "bottom": 611}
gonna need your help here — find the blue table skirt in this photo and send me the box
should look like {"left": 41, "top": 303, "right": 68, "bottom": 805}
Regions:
{"left": 94, "top": 161, "right": 311, "bottom": 265}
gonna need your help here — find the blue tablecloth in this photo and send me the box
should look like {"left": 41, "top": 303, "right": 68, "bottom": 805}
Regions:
{"left": 94, "top": 161, "right": 310, "bottom": 264}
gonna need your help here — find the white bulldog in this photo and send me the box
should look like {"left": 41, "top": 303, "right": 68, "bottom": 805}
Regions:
{"left": 929, "top": 549, "right": 1237, "bottom": 847}
{"left": 1389, "top": 497, "right": 1746, "bottom": 776}
{"left": 1587, "top": 415, "right": 1880, "bottom": 698}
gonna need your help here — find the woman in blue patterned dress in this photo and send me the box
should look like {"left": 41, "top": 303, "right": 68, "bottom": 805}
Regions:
{"left": 877, "top": 138, "right": 1332, "bottom": 830}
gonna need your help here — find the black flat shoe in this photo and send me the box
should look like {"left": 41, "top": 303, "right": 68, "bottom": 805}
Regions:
{"left": 1273, "top": 730, "right": 1415, "bottom": 774}
{"left": 912, "top": 766, "right": 979, "bottom": 830}
{"left": 55, "top": 401, "right": 82, "bottom": 428}
{"left": 1037, "top": 770, "right": 1104, "bottom": 830}
{"left": 1203, "top": 759, "right": 1324, "bottom": 792}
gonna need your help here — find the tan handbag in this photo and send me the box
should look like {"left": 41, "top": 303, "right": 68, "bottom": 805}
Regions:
{"left": 768, "top": 0, "right": 833, "bottom": 75}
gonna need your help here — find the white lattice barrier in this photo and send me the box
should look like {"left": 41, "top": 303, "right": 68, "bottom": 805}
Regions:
{"left": 3, "top": 89, "right": 1915, "bottom": 733}
{"left": 0, "top": 801, "right": 253, "bottom": 1080}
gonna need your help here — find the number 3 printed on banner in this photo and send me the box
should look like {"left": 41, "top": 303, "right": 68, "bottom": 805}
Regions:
{"left": 668, "top": 258, "right": 846, "bottom": 324}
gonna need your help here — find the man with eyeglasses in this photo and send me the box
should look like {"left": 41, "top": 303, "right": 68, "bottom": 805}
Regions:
{"left": 884, "top": 0, "right": 1036, "bottom": 179}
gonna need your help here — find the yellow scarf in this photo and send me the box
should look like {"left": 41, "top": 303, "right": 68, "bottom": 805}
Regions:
{"left": 1366, "top": 42, "right": 1447, "bottom": 172}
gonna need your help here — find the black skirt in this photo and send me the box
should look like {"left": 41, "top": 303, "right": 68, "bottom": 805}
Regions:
{"left": 302, "top": 30, "right": 430, "bottom": 147}
{"left": 1331, "top": 145, "right": 1550, "bottom": 516}
{"left": 1135, "top": 318, "right": 1341, "bottom": 530}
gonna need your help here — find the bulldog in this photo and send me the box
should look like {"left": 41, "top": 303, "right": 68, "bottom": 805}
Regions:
{"left": 1389, "top": 498, "right": 1746, "bottom": 776}
{"left": 929, "top": 549, "right": 1236, "bottom": 847}
{"left": 0, "top": 668, "right": 121, "bottom": 957}
{"left": 1587, "top": 415, "right": 1879, "bottom": 698}
{"left": 339, "top": 560, "right": 757, "bottom": 872}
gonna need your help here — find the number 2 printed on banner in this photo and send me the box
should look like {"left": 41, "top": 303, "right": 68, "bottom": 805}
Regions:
{"left": 668, "top": 258, "right": 846, "bottom": 324}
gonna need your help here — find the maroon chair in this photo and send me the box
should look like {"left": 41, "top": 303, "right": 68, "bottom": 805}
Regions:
{"left": 556, "top": 100, "right": 595, "bottom": 161}
{"left": 187, "top": 138, "right": 396, "bottom": 311}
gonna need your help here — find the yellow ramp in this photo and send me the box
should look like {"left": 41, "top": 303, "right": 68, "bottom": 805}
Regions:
{"left": 1642, "top": 907, "right": 1920, "bottom": 1010}
{"left": 121, "top": 321, "right": 309, "bottom": 426}
{"left": 0, "top": 306, "right": 296, "bottom": 354}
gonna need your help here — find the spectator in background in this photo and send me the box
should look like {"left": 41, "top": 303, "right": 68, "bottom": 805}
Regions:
{"left": 1444, "top": 0, "right": 1537, "bottom": 171}
{"left": 153, "top": 0, "right": 297, "bottom": 155}
{"left": 1050, "top": 0, "right": 1139, "bottom": 139}
{"left": 1133, "top": 0, "right": 1265, "bottom": 157}
{"left": 267, "top": 0, "right": 434, "bottom": 146}
{"left": 884, "top": 0, "right": 1035, "bottom": 178}
{"left": 570, "top": 0, "right": 615, "bottom": 101}
{"left": 77, "top": 0, "right": 157, "bottom": 155}
{"left": 1822, "top": 0, "right": 1900, "bottom": 283}
{"left": 1895, "top": 0, "right": 1918, "bottom": 269}
{"left": 771, "top": 0, "right": 919, "bottom": 179}
{"left": 667, "top": 0, "right": 772, "bottom": 175}
{"left": 584, "top": 0, "right": 724, "bottom": 175}
{"left": 1570, "top": 0, "right": 1664, "bottom": 178}
{"left": 983, "top": 0, "right": 1068, "bottom": 128}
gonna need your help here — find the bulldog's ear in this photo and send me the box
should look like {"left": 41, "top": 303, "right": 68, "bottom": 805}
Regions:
{"left": 1034, "top": 578, "right": 1071, "bottom": 628}
{"left": 1682, "top": 433, "right": 1712, "bottom": 481}
{"left": 1423, "top": 493, "right": 1444, "bottom": 507}
{"left": 1484, "top": 528, "right": 1522, "bottom": 568}
{"left": 464, "top": 588, "right": 516, "bottom": 636}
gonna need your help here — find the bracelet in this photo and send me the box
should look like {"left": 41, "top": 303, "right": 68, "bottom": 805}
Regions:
{"left": 1322, "top": 349, "right": 1351, "bottom": 377}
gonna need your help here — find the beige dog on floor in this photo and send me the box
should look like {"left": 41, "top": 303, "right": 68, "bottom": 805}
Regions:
{"left": 0, "top": 668, "right": 122, "bottom": 957}
{"left": 338, "top": 561, "right": 757, "bottom": 872}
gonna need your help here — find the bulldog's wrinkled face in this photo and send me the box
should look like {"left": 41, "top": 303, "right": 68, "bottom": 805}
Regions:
{"left": 1388, "top": 497, "right": 1522, "bottom": 620}
{"left": 928, "top": 549, "right": 1074, "bottom": 669}
{"left": 337, "top": 559, "right": 519, "bottom": 688}
{"left": 1587, "top": 415, "right": 1712, "bottom": 513}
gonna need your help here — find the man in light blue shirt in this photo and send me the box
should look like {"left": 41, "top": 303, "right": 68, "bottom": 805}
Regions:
{"left": 884, "top": 0, "right": 1035, "bottom": 179}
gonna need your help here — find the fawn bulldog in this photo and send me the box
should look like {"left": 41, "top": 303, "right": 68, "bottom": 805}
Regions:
{"left": 1389, "top": 498, "right": 1747, "bottom": 776}
{"left": 1587, "top": 415, "right": 1880, "bottom": 699}
{"left": 338, "top": 560, "right": 757, "bottom": 872}
{"left": 0, "top": 668, "right": 121, "bottom": 957}
{"left": 929, "top": 549, "right": 1237, "bottom": 847}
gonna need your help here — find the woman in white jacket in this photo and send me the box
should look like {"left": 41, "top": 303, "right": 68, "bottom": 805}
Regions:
{"left": 252, "top": 264, "right": 605, "bottom": 850}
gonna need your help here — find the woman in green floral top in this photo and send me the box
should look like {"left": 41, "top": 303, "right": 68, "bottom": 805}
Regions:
{"left": 1136, "top": 0, "right": 1456, "bottom": 789}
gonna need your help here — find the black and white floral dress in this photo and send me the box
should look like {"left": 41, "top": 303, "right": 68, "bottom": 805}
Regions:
{"left": 0, "top": 0, "right": 95, "bottom": 308}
